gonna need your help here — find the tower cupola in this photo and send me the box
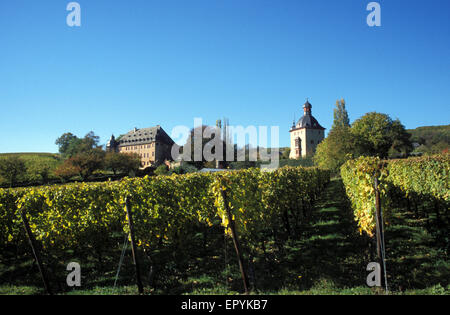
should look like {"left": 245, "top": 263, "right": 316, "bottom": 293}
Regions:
{"left": 303, "top": 99, "right": 312, "bottom": 115}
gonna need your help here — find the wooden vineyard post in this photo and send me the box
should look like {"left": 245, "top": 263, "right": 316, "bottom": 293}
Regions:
{"left": 374, "top": 180, "right": 382, "bottom": 261}
{"left": 125, "top": 196, "right": 144, "bottom": 294}
{"left": 374, "top": 177, "right": 388, "bottom": 293}
{"left": 20, "top": 209, "right": 52, "bottom": 295}
{"left": 220, "top": 188, "right": 250, "bottom": 294}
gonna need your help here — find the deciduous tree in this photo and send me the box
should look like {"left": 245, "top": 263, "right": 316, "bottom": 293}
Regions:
{"left": 55, "top": 131, "right": 102, "bottom": 158}
{"left": 55, "top": 133, "right": 81, "bottom": 158}
{"left": 54, "top": 160, "right": 80, "bottom": 182}
{"left": 351, "top": 112, "right": 412, "bottom": 158}
{"left": 68, "top": 149, "right": 105, "bottom": 180}
{"left": 104, "top": 152, "right": 140, "bottom": 175}
{"left": 155, "top": 164, "right": 169, "bottom": 176}
{"left": 314, "top": 126, "right": 360, "bottom": 172}
{"left": 0, "top": 156, "right": 27, "bottom": 187}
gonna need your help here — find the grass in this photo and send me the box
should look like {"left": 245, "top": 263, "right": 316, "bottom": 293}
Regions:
{"left": 1, "top": 179, "right": 448, "bottom": 295}
{"left": 2, "top": 283, "right": 447, "bottom": 295}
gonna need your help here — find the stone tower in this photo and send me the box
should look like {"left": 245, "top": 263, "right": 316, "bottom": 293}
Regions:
{"left": 106, "top": 134, "right": 118, "bottom": 152}
{"left": 289, "top": 100, "right": 325, "bottom": 159}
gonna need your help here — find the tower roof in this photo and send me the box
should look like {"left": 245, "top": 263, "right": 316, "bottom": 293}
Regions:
{"left": 295, "top": 115, "right": 324, "bottom": 129}
{"left": 292, "top": 100, "right": 325, "bottom": 130}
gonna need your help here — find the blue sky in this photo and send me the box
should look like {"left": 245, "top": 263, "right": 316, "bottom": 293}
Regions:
{"left": 0, "top": 0, "right": 449, "bottom": 153}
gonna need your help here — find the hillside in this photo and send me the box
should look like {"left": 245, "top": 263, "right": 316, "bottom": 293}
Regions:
{"left": 407, "top": 125, "right": 449, "bottom": 154}
{"left": 0, "top": 152, "right": 59, "bottom": 158}
{"left": 0, "top": 153, "right": 62, "bottom": 187}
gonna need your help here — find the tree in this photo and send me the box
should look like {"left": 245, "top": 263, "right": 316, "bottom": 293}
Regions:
{"left": 332, "top": 99, "right": 350, "bottom": 130}
{"left": 281, "top": 148, "right": 291, "bottom": 160}
{"left": 104, "top": 152, "right": 140, "bottom": 175}
{"left": 54, "top": 160, "right": 80, "bottom": 182}
{"left": 28, "top": 160, "right": 52, "bottom": 184}
{"left": 79, "top": 131, "right": 101, "bottom": 153}
{"left": 68, "top": 149, "right": 105, "bottom": 180}
{"left": 154, "top": 164, "right": 169, "bottom": 176}
{"left": 55, "top": 133, "right": 81, "bottom": 158}
{"left": 182, "top": 125, "right": 229, "bottom": 169}
{"left": 55, "top": 131, "right": 102, "bottom": 158}
{"left": 314, "top": 126, "right": 360, "bottom": 172}
{"left": 351, "top": 112, "right": 412, "bottom": 158}
{"left": 169, "top": 163, "right": 198, "bottom": 175}
{"left": 388, "top": 119, "right": 413, "bottom": 157}
{"left": 0, "top": 156, "right": 27, "bottom": 187}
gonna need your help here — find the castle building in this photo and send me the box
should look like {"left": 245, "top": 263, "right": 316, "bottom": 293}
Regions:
{"left": 289, "top": 100, "right": 325, "bottom": 159}
{"left": 107, "top": 125, "right": 175, "bottom": 168}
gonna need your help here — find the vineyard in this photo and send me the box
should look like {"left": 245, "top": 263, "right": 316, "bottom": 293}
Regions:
{"left": 0, "top": 167, "right": 332, "bottom": 294}
{"left": 0, "top": 156, "right": 448, "bottom": 295}
{"left": 340, "top": 154, "right": 449, "bottom": 292}
{"left": 341, "top": 154, "right": 449, "bottom": 238}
